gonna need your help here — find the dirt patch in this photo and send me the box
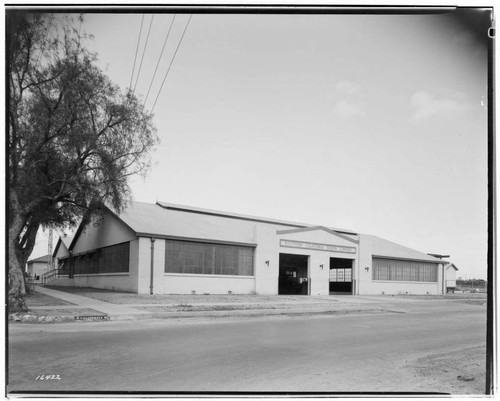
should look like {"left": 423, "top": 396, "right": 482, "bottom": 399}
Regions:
{"left": 27, "top": 308, "right": 107, "bottom": 317}
{"left": 404, "top": 345, "right": 486, "bottom": 395}
{"left": 26, "top": 291, "right": 74, "bottom": 307}
{"left": 135, "top": 304, "right": 282, "bottom": 312}
{"left": 44, "top": 286, "right": 315, "bottom": 305}
{"left": 390, "top": 293, "right": 487, "bottom": 301}
{"left": 444, "top": 293, "right": 487, "bottom": 300}
{"left": 457, "top": 300, "right": 488, "bottom": 306}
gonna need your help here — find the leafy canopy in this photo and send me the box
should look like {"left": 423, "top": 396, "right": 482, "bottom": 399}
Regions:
{"left": 8, "top": 13, "right": 158, "bottom": 231}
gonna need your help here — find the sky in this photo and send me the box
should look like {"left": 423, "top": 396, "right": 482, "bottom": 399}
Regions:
{"left": 29, "top": 7, "right": 490, "bottom": 280}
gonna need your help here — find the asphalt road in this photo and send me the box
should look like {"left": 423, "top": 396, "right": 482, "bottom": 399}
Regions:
{"left": 8, "top": 301, "right": 486, "bottom": 394}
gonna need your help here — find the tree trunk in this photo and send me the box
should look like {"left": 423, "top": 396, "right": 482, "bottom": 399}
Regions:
{"left": 8, "top": 223, "right": 28, "bottom": 313}
{"left": 8, "top": 248, "right": 27, "bottom": 313}
{"left": 8, "top": 191, "right": 39, "bottom": 313}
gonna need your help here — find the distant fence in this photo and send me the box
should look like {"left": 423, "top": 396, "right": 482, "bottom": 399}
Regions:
{"left": 455, "top": 279, "right": 487, "bottom": 293}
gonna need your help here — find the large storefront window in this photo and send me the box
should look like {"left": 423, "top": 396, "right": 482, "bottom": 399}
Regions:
{"left": 372, "top": 258, "right": 438, "bottom": 282}
{"left": 165, "top": 240, "right": 254, "bottom": 276}
{"left": 58, "top": 242, "right": 130, "bottom": 275}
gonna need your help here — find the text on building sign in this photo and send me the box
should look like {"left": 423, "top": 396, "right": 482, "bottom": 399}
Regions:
{"left": 280, "top": 239, "right": 356, "bottom": 254}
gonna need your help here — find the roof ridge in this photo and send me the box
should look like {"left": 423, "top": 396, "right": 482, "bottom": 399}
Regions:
{"left": 156, "top": 200, "right": 357, "bottom": 234}
{"left": 27, "top": 254, "right": 51, "bottom": 263}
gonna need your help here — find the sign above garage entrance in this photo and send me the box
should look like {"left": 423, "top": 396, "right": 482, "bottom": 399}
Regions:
{"left": 280, "top": 239, "right": 356, "bottom": 254}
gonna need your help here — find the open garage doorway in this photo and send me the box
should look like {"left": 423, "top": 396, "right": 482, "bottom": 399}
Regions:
{"left": 279, "top": 253, "right": 309, "bottom": 295}
{"left": 330, "top": 258, "right": 353, "bottom": 295}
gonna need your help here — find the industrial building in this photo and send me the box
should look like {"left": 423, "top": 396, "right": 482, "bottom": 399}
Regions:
{"left": 49, "top": 201, "right": 452, "bottom": 295}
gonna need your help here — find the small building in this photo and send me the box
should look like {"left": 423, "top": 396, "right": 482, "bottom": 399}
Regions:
{"left": 26, "top": 254, "right": 51, "bottom": 282}
{"left": 49, "top": 201, "right": 447, "bottom": 295}
{"left": 444, "top": 263, "right": 459, "bottom": 293}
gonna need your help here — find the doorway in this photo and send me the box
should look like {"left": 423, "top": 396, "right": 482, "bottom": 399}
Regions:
{"left": 279, "top": 253, "right": 309, "bottom": 295}
{"left": 329, "top": 257, "right": 353, "bottom": 294}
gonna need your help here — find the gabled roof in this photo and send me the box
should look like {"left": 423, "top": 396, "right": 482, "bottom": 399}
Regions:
{"left": 107, "top": 201, "right": 170, "bottom": 236}
{"left": 61, "top": 235, "right": 73, "bottom": 248}
{"left": 53, "top": 235, "right": 74, "bottom": 257}
{"left": 27, "top": 254, "right": 51, "bottom": 264}
{"left": 70, "top": 201, "right": 440, "bottom": 264}
{"left": 445, "top": 263, "right": 459, "bottom": 271}
{"left": 362, "top": 234, "right": 442, "bottom": 263}
{"left": 101, "top": 201, "right": 357, "bottom": 238}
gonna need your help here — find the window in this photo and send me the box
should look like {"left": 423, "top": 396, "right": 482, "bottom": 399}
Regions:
{"left": 165, "top": 240, "right": 254, "bottom": 276}
{"left": 99, "top": 243, "right": 129, "bottom": 273}
{"left": 329, "top": 268, "right": 352, "bottom": 282}
{"left": 60, "top": 242, "right": 130, "bottom": 275}
{"left": 58, "top": 258, "right": 69, "bottom": 275}
{"left": 372, "top": 258, "right": 438, "bottom": 282}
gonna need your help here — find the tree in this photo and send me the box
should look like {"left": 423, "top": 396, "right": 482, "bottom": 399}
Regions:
{"left": 7, "top": 12, "right": 158, "bottom": 312}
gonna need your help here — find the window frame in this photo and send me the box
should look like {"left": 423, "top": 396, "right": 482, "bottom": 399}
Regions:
{"left": 60, "top": 242, "right": 130, "bottom": 276}
{"left": 372, "top": 257, "right": 438, "bottom": 282}
{"left": 164, "top": 239, "right": 255, "bottom": 277}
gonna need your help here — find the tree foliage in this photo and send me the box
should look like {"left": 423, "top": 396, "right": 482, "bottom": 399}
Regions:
{"left": 7, "top": 12, "right": 158, "bottom": 311}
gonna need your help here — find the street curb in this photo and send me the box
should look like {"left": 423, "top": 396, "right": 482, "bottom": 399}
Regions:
{"left": 9, "top": 313, "right": 77, "bottom": 324}
{"left": 137, "top": 307, "right": 388, "bottom": 321}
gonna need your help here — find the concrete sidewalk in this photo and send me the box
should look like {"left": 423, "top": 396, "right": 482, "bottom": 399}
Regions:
{"left": 10, "top": 286, "right": 387, "bottom": 324}
{"left": 33, "top": 286, "right": 151, "bottom": 317}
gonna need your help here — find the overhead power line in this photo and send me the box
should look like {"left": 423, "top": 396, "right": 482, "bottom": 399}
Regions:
{"left": 144, "top": 14, "right": 177, "bottom": 107}
{"left": 150, "top": 14, "right": 193, "bottom": 114}
{"left": 133, "top": 14, "right": 155, "bottom": 94}
{"left": 129, "top": 15, "right": 145, "bottom": 91}
{"left": 35, "top": 14, "right": 54, "bottom": 68}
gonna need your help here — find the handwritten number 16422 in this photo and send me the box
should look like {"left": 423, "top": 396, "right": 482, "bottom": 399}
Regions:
{"left": 35, "top": 375, "right": 61, "bottom": 381}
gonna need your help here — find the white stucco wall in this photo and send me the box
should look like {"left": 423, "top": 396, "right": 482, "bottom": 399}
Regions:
{"left": 48, "top": 277, "right": 75, "bottom": 286}
{"left": 137, "top": 237, "right": 152, "bottom": 294}
{"left": 71, "top": 274, "right": 134, "bottom": 292}
{"left": 134, "top": 237, "right": 167, "bottom": 294}
{"left": 275, "top": 229, "right": 358, "bottom": 296}
{"left": 247, "top": 226, "right": 359, "bottom": 296}
{"left": 362, "top": 280, "right": 441, "bottom": 295}
{"left": 445, "top": 265, "right": 458, "bottom": 288}
{"left": 357, "top": 234, "right": 373, "bottom": 295}
{"left": 254, "top": 224, "right": 279, "bottom": 295}
{"left": 438, "top": 263, "right": 445, "bottom": 294}
{"left": 163, "top": 274, "right": 255, "bottom": 295}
